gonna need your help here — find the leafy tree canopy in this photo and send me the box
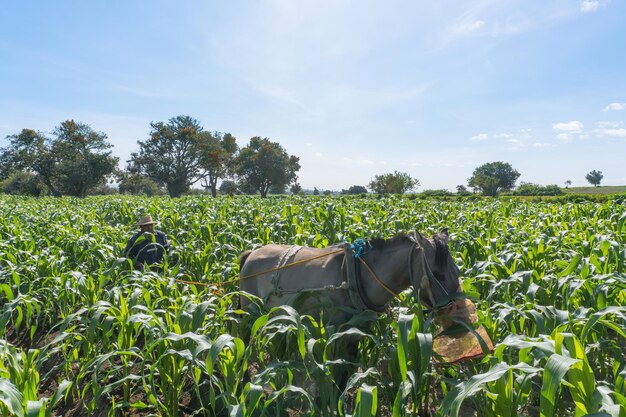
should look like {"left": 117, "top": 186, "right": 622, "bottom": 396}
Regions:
{"left": 467, "top": 161, "right": 520, "bottom": 196}
{"left": 269, "top": 183, "right": 287, "bottom": 195}
{"left": 0, "top": 121, "right": 118, "bottom": 197}
{"left": 368, "top": 171, "right": 419, "bottom": 194}
{"left": 234, "top": 137, "right": 300, "bottom": 198}
{"left": 118, "top": 173, "right": 163, "bottom": 196}
{"left": 219, "top": 179, "right": 239, "bottom": 195}
{"left": 585, "top": 170, "right": 603, "bottom": 187}
{"left": 127, "top": 115, "right": 212, "bottom": 197}
{"left": 341, "top": 185, "right": 368, "bottom": 195}
{"left": 0, "top": 170, "right": 48, "bottom": 196}
{"left": 198, "top": 132, "right": 238, "bottom": 197}
{"left": 512, "top": 182, "right": 563, "bottom": 196}
{"left": 290, "top": 183, "right": 303, "bottom": 195}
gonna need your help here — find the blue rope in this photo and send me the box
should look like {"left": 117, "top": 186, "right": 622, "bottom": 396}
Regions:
{"left": 350, "top": 238, "right": 368, "bottom": 258}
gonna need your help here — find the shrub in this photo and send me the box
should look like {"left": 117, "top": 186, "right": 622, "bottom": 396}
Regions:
{"left": 421, "top": 189, "right": 455, "bottom": 197}
{"left": 512, "top": 183, "right": 563, "bottom": 196}
{"left": 118, "top": 174, "right": 163, "bottom": 196}
{"left": 0, "top": 171, "right": 48, "bottom": 196}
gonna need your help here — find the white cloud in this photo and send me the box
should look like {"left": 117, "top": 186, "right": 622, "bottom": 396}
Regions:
{"left": 604, "top": 102, "right": 626, "bottom": 111}
{"left": 581, "top": 0, "right": 600, "bottom": 12}
{"left": 464, "top": 20, "right": 485, "bottom": 31}
{"left": 553, "top": 121, "right": 583, "bottom": 132}
{"left": 305, "top": 142, "right": 313, "bottom": 147}
{"left": 601, "top": 128, "right": 626, "bottom": 137}
{"left": 557, "top": 133, "right": 573, "bottom": 141}
{"left": 597, "top": 121, "right": 623, "bottom": 128}
{"left": 359, "top": 159, "right": 374, "bottom": 165}
{"left": 315, "top": 152, "right": 323, "bottom": 157}
{"left": 470, "top": 133, "right": 488, "bottom": 141}
{"left": 533, "top": 142, "right": 555, "bottom": 148}
{"left": 496, "top": 133, "right": 513, "bottom": 139}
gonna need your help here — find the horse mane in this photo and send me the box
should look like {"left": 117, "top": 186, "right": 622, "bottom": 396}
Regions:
{"left": 368, "top": 232, "right": 450, "bottom": 268}
{"left": 368, "top": 233, "right": 412, "bottom": 250}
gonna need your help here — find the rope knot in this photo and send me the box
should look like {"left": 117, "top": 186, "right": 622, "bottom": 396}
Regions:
{"left": 350, "top": 239, "right": 368, "bottom": 258}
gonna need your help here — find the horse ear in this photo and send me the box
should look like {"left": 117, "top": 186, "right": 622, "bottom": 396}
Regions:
{"left": 436, "top": 228, "right": 449, "bottom": 244}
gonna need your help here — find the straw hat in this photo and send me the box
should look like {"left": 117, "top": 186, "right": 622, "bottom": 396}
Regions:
{"left": 135, "top": 215, "right": 157, "bottom": 227}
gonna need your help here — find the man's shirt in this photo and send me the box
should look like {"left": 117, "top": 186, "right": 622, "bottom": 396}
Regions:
{"left": 123, "top": 230, "right": 170, "bottom": 266}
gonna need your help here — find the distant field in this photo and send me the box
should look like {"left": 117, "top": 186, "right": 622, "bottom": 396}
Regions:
{"left": 562, "top": 185, "right": 626, "bottom": 194}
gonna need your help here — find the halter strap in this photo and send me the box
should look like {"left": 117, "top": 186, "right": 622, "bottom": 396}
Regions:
{"left": 351, "top": 235, "right": 450, "bottom": 312}
{"left": 407, "top": 234, "right": 451, "bottom": 310}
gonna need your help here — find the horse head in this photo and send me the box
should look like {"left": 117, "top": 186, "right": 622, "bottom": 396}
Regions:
{"left": 411, "top": 229, "right": 462, "bottom": 309}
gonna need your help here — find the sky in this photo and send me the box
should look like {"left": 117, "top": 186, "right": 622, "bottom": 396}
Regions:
{"left": 1, "top": 0, "right": 625, "bottom": 191}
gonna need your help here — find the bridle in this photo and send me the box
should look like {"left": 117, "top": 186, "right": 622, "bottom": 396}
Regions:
{"left": 355, "top": 235, "right": 453, "bottom": 312}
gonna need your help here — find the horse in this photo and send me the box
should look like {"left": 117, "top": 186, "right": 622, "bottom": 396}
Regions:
{"left": 238, "top": 230, "right": 462, "bottom": 320}
{"left": 237, "top": 229, "right": 492, "bottom": 402}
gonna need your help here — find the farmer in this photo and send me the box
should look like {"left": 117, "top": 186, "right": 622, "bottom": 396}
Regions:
{"left": 123, "top": 215, "right": 171, "bottom": 270}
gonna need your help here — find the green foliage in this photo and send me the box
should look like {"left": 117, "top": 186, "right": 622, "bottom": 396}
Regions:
{"left": 234, "top": 137, "right": 301, "bottom": 198}
{"left": 468, "top": 161, "right": 521, "bottom": 196}
{"left": 0, "top": 171, "right": 47, "bottom": 196}
{"left": 128, "top": 115, "right": 210, "bottom": 197}
{"left": 117, "top": 173, "right": 163, "bottom": 196}
{"left": 198, "top": 132, "right": 238, "bottom": 197}
{"left": 511, "top": 183, "right": 564, "bottom": 196}
{"left": 368, "top": 171, "right": 419, "bottom": 194}
{"left": 0, "top": 121, "right": 118, "bottom": 197}
{"left": 586, "top": 170, "right": 604, "bottom": 187}
{"left": 342, "top": 185, "right": 368, "bottom": 195}
{"left": 219, "top": 179, "right": 239, "bottom": 195}
{"left": 456, "top": 185, "right": 472, "bottom": 196}
{"left": 0, "top": 195, "right": 625, "bottom": 416}
{"left": 269, "top": 183, "right": 287, "bottom": 195}
{"left": 421, "top": 189, "right": 455, "bottom": 197}
{"left": 290, "top": 183, "right": 303, "bottom": 195}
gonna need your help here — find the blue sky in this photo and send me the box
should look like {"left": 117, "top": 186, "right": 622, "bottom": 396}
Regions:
{"left": 1, "top": 1, "right": 625, "bottom": 191}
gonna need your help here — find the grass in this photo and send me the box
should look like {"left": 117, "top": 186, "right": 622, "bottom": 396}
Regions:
{"left": 562, "top": 185, "right": 626, "bottom": 194}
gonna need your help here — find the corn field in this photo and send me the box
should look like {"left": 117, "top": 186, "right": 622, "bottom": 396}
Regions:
{"left": 0, "top": 195, "right": 625, "bottom": 417}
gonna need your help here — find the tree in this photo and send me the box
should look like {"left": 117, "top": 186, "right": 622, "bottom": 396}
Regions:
{"left": 368, "top": 171, "right": 419, "bottom": 194}
{"left": 467, "top": 162, "right": 520, "bottom": 196}
{"left": 290, "top": 183, "right": 302, "bottom": 195}
{"left": 199, "top": 132, "right": 238, "bottom": 197}
{"left": 234, "top": 137, "right": 300, "bottom": 198}
{"left": 269, "top": 183, "right": 287, "bottom": 194}
{"left": 313, "top": 187, "right": 320, "bottom": 196}
{"left": 128, "top": 115, "right": 209, "bottom": 197}
{"left": 564, "top": 180, "right": 572, "bottom": 189}
{"left": 0, "top": 129, "right": 54, "bottom": 189}
{"left": 341, "top": 185, "right": 368, "bottom": 195}
{"left": 238, "top": 180, "right": 258, "bottom": 195}
{"left": 0, "top": 121, "right": 118, "bottom": 197}
{"left": 118, "top": 173, "right": 163, "bottom": 196}
{"left": 0, "top": 171, "right": 48, "bottom": 196}
{"left": 219, "top": 180, "right": 239, "bottom": 195}
{"left": 585, "top": 170, "right": 603, "bottom": 187}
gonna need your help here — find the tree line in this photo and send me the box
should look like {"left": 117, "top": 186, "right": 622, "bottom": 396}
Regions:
{"left": 0, "top": 116, "right": 300, "bottom": 198}
{"left": 0, "top": 117, "right": 607, "bottom": 198}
